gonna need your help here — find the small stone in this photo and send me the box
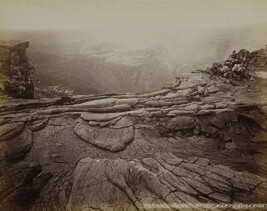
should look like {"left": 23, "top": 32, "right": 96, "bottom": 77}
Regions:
{"left": 207, "top": 85, "right": 220, "bottom": 94}
{"left": 201, "top": 104, "right": 216, "bottom": 110}
{"left": 167, "top": 116, "right": 196, "bottom": 131}
{"left": 28, "top": 118, "right": 48, "bottom": 131}
{"left": 88, "top": 121, "right": 100, "bottom": 126}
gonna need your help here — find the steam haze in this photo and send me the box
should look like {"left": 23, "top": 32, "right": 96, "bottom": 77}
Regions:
{"left": 1, "top": 0, "right": 267, "bottom": 95}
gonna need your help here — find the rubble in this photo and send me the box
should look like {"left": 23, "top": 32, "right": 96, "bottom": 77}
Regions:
{"left": 206, "top": 46, "right": 267, "bottom": 81}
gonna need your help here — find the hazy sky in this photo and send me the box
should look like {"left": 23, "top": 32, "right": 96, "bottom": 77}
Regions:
{"left": 0, "top": 0, "right": 267, "bottom": 31}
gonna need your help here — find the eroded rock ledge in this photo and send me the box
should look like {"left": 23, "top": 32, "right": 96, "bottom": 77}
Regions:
{"left": 0, "top": 46, "right": 267, "bottom": 210}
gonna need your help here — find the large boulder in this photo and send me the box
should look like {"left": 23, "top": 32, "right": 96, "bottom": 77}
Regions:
{"left": 1, "top": 127, "right": 33, "bottom": 161}
{"left": 74, "top": 116, "right": 135, "bottom": 152}
{"left": 167, "top": 116, "right": 196, "bottom": 131}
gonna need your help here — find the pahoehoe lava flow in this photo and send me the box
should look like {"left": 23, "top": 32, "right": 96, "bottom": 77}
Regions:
{"left": 0, "top": 41, "right": 267, "bottom": 210}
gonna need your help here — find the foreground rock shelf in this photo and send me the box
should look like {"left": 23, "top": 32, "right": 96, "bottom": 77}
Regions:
{"left": 68, "top": 153, "right": 266, "bottom": 210}
{"left": 0, "top": 70, "right": 267, "bottom": 210}
{"left": 0, "top": 44, "right": 267, "bottom": 210}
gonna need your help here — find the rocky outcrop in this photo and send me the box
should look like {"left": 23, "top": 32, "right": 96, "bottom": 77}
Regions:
{"left": 0, "top": 46, "right": 267, "bottom": 210}
{"left": 205, "top": 47, "right": 267, "bottom": 81}
{"left": 0, "top": 41, "right": 34, "bottom": 98}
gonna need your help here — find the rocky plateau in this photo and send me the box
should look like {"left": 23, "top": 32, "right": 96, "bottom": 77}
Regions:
{"left": 0, "top": 42, "right": 267, "bottom": 210}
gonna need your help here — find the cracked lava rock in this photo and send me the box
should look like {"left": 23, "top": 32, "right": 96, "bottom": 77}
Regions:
{"left": 0, "top": 42, "right": 267, "bottom": 210}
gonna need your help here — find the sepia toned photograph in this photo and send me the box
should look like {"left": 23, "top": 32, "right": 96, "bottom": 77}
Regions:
{"left": 0, "top": 0, "right": 267, "bottom": 210}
